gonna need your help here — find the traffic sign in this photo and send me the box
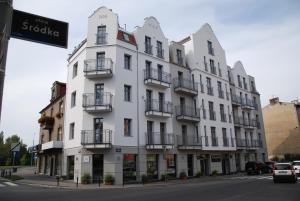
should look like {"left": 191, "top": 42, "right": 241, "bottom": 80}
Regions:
{"left": 11, "top": 9, "right": 68, "bottom": 48}
{"left": 10, "top": 142, "right": 20, "bottom": 152}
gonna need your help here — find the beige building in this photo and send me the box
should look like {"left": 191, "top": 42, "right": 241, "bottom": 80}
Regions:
{"left": 37, "top": 81, "right": 66, "bottom": 176}
{"left": 262, "top": 97, "right": 300, "bottom": 160}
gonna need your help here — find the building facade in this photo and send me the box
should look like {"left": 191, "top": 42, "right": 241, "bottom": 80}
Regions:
{"left": 62, "top": 7, "right": 267, "bottom": 184}
{"left": 263, "top": 97, "right": 300, "bottom": 160}
{"left": 37, "top": 81, "right": 65, "bottom": 176}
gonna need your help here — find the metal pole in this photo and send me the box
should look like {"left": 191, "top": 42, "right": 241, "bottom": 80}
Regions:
{"left": 0, "top": 0, "right": 13, "bottom": 120}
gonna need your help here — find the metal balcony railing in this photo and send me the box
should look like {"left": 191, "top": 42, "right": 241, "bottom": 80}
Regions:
{"left": 82, "top": 92, "right": 113, "bottom": 108}
{"left": 145, "top": 43, "right": 153, "bottom": 55}
{"left": 95, "top": 33, "right": 108, "bottom": 44}
{"left": 241, "top": 98, "right": 255, "bottom": 109}
{"left": 211, "top": 137, "right": 218, "bottom": 147}
{"left": 173, "top": 77, "right": 198, "bottom": 93}
{"left": 144, "top": 67, "right": 171, "bottom": 84}
{"left": 175, "top": 105, "right": 200, "bottom": 119}
{"left": 145, "top": 99, "right": 173, "bottom": 114}
{"left": 231, "top": 94, "right": 241, "bottom": 105}
{"left": 233, "top": 116, "right": 244, "bottom": 126}
{"left": 177, "top": 135, "right": 202, "bottom": 147}
{"left": 81, "top": 130, "right": 112, "bottom": 145}
{"left": 156, "top": 48, "right": 164, "bottom": 59}
{"left": 83, "top": 58, "right": 113, "bottom": 74}
{"left": 145, "top": 132, "right": 174, "bottom": 145}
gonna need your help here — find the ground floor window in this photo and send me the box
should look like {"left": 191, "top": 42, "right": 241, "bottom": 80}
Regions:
{"left": 67, "top": 155, "right": 75, "bottom": 180}
{"left": 147, "top": 154, "right": 158, "bottom": 180}
{"left": 123, "top": 154, "right": 136, "bottom": 183}
{"left": 166, "top": 154, "right": 176, "bottom": 178}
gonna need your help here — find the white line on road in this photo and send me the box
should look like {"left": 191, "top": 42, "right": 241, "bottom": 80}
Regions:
{"left": 3, "top": 182, "right": 18, "bottom": 186}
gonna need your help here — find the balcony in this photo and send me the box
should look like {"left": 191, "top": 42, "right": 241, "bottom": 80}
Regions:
{"left": 82, "top": 92, "right": 113, "bottom": 113}
{"left": 236, "top": 139, "right": 262, "bottom": 149}
{"left": 233, "top": 116, "right": 243, "bottom": 127}
{"left": 231, "top": 95, "right": 241, "bottom": 106}
{"left": 41, "top": 141, "right": 63, "bottom": 151}
{"left": 173, "top": 78, "right": 198, "bottom": 96}
{"left": 145, "top": 132, "right": 174, "bottom": 149}
{"left": 175, "top": 105, "right": 200, "bottom": 122}
{"left": 243, "top": 119, "right": 257, "bottom": 129}
{"left": 236, "top": 138, "right": 247, "bottom": 149}
{"left": 144, "top": 68, "right": 171, "bottom": 88}
{"left": 177, "top": 135, "right": 202, "bottom": 150}
{"left": 95, "top": 33, "right": 108, "bottom": 45}
{"left": 145, "top": 99, "right": 172, "bottom": 118}
{"left": 145, "top": 43, "right": 153, "bottom": 55}
{"left": 211, "top": 137, "right": 218, "bottom": 147}
{"left": 241, "top": 98, "right": 256, "bottom": 110}
{"left": 156, "top": 48, "right": 164, "bottom": 59}
{"left": 83, "top": 59, "right": 113, "bottom": 79}
{"left": 207, "top": 86, "right": 214, "bottom": 96}
{"left": 38, "top": 116, "right": 54, "bottom": 130}
{"left": 81, "top": 130, "right": 112, "bottom": 149}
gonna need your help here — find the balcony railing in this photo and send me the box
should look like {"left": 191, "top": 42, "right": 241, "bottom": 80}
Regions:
{"left": 144, "top": 68, "right": 171, "bottom": 88}
{"left": 177, "top": 135, "right": 202, "bottom": 149}
{"left": 173, "top": 77, "right": 198, "bottom": 95}
{"left": 241, "top": 98, "right": 255, "bottom": 109}
{"left": 95, "top": 33, "right": 108, "bottom": 45}
{"left": 156, "top": 48, "right": 164, "bottom": 59}
{"left": 145, "top": 132, "right": 174, "bottom": 148}
{"left": 81, "top": 130, "right": 112, "bottom": 148}
{"left": 145, "top": 43, "right": 153, "bottom": 55}
{"left": 175, "top": 105, "right": 200, "bottom": 122}
{"left": 223, "top": 137, "right": 229, "bottom": 147}
{"left": 211, "top": 137, "right": 218, "bottom": 147}
{"left": 38, "top": 116, "right": 54, "bottom": 130}
{"left": 236, "top": 138, "right": 247, "bottom": 147}
{"left": 83, "top": 59, "right": 113, "bottom": 78}
{"left": 82, "top": 92, "right": 113, "bottom": 113}
{"left": 233, "top": 116, "right": 243, "bottom": 127}
{"left": 145, "top": 99, "right": 172, "bottom": 117}
{"left": 236, "top": 138, "right": 263, "bottom": 149}
{"left": 231, "top": 94, "right": 241, "bottom": 105}
{"left": 207, "top": 86, "right": 214, "bottom": 96}
{"left": 218, "top": 90, "right": 224, "bottom": 99}
{"left": 243, "top": 118, "right": 257, "bottom": 128}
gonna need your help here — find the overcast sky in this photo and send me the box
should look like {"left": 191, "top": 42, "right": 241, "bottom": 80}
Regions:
{"left": 1, "top": 0, "right": 300, "bottom": 146}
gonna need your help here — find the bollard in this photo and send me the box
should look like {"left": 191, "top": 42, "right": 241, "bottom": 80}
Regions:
{"left": 76, "top": 177, "right": 79, "bottom": 188}
{"left": 56, "top": 175, "right": 60, "bottom": 186}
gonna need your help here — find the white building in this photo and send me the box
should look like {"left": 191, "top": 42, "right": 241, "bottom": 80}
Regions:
{"left": 63, "top": 7, "right": 267, "bottom": 184}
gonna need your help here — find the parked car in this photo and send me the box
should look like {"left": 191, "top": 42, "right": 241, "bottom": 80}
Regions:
{"left": 273, "top": 163, "right": 297, "bottom": 183}
{"left": 265, "top": 161, "right": 275, "bottom": 173}
{"left": 245, "top": 161, "right": 269, "bottom": 175}
{"left": 292, "top": 161, "right": 300, "bottom": 176}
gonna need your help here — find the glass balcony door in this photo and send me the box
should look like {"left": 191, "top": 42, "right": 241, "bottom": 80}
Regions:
{"left": 95, "top": 84, "right": 104, "bottom": 106}
{"left": 96, "top": 52, "right": 105, "bottom": 70}
{"left": 94, "top": 118, "right": 103, "bottom": 143}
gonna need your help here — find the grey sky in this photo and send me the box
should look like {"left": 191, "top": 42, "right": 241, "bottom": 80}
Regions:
{"left": 1, "top": 0, "right": 300, "bottom": 146}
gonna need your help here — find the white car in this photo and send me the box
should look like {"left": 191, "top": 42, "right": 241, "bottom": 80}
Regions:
{"left": 292, "top": 161, "right": 300, "bottom": 176}
{"left": 273, "top": 163, "right": 297, "bottom": 183}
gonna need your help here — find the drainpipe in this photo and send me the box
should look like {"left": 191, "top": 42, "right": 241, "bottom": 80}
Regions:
{"left": 136, "top": 44, "right": 140, "bottom": 182}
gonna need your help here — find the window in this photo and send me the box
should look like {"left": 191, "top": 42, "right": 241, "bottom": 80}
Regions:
{"left": 145, "top": 36, "right": 152, "bottom": 54}
{"left": 177, "top": 49, "right": 183, "bottom": 65}
{"left": 59, "top": 101, "right": 64, "bottom": 114}
{"left": 211, "top": 127, "right": 217, "bottom": 146}
{"left": 71, "top": 91, "right": 76, "bottom": 107}
{"left": 124, "top": 118, "right": 132, "bottom": 136}
{"left": 73, "top": 62, "right": 78, "bottom": 78}
{"left": 123, "top": 33, "right": 129, "bottom": 41}
{"left": 204, "top": 125, "right": 208, "bottom": 146}
{"left": 124, "top": 54, "right": 131, "bottom": 70}
{"left": 251, "top": 81, "right": 256, "bottom": 92}
{"left": 209, "top": 59, "right": 216, "bottom": 74}
{"left": 204, "top": 56, "right": 207, "bottom": 71}
{"left": 207, "top": 40, "right": 214, "bottom": 55}
{"left": 243, "top": 77, "right": 248, "bottom": 90}
{"left": 156, "top": 41, "right": 163, "bottom": 58}
{"left": 57, "top": 127, "right": 62, "bottom": 141}
{"left": 69, "top": 123, "right": 75, "bottom": 140}
{"left": 220, "top": 104, "right": 226, "bottom": 122}
{"left": 97, "top": 25, "right": 107, "bottom": 44}
{"left": 218, "top": 62, "right": 222, "bottom": 77}
{"left": 222, "top": 128, "right": 228, "bottom": 146}
{"left": 237, "top": 75, "right": 242, "bottom": 88}
{"left": 206, "top": 77, "right": 213, "bottom": 96}
{"left": 217, "top": 81, "right": 223, "bottom": 98}
{"left": 51, "top": 88, "right": 55, "bottom": 100}
{"left": 124, "top": 85, "right": 131, "bottom": 102}
{"left": 209, "top": 101, "right": 215, "bottom": 120}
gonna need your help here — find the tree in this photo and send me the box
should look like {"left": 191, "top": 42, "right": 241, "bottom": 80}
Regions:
{"left": 20, "top": 154, "right": 29, "bottom": 166}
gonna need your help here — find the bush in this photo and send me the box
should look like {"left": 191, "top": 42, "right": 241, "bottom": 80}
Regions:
{"left": 211, "top": 170, "right": 218, "bottom": 176}
{"left": 104, "top": 174, "right": 115, "bottom": 185}
{"left": 179, "top": 171, "right": 187, "bottom": 179}
{"left": 81, "top": 173, "right": 91, "bottom": 184}
{"left": 196, "top": 171, "right": 204, "bottom": 178}
{"left": 5, "top": 158, "right": 11, "bottom": 166}
{"left": 141, "top": 174, "right": 148, "bottom": 184}
{"left": 20, "top": 154, "right": 29, "bottom": 166}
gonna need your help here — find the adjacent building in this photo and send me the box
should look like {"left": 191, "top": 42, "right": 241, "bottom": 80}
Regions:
{"left": 61, "top": 7, "right": 266, "bottom": 184}
{"left": 263, "top": 97, "right": 300, "bottom": 160}
{"left": 37, "top": 81, "right": 65, "bottom": 176}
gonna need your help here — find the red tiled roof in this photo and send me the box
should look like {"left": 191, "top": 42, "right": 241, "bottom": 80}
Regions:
{"left": 117, "top": 30, "right": 137, "bottom": 46}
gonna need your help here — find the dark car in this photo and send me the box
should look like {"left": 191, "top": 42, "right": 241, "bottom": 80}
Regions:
{"left": 245, "top": 161, "right": 269, "bottom": 175}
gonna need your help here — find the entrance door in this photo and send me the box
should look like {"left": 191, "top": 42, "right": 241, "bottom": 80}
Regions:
{"left": 67, "top": 156, "right": 74, "bottom": 180}
{"left": 95, "top": 84, "right": 104, "bottom": 106}
{"left": 187, "top": 154, "right": 193, "bottom": 177}
{"left": 93, "top": 154, "right": 104, "bottom": 182}
{"left": 96, "top": 52, "right": 105, "bottom": 70}
{"left": 200, "top": 158, "right": 209, "bottom": 176}
{"left": 94, "top": 118, "right": 103, "bottom": 143}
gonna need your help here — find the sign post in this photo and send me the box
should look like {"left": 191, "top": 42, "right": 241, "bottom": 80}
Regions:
{"left": 10, "top": 142, "right": 20, "bottom": 166}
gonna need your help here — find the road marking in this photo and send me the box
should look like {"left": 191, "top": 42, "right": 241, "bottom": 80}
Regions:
{"left": 3, "top": 182, "right": 18, "bottom": 186}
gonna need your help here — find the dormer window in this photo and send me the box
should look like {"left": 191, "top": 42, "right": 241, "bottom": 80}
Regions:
{"left": 96, "top": 25, "right": 107, "bottom": 44}
{"left": 123, "top": 33, "right": 129, "bottom": 41}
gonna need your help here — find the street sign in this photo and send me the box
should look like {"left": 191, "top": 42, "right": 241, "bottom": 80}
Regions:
{"left": 10, "top": 142, "right": 20, "bottom": 152}
{"left": 11, "top": 9, "right": 68, "bottom": 48}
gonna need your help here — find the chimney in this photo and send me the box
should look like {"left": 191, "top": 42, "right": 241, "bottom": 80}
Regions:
{"left": 269, "top": 97, "right": 279, "bottom": 105}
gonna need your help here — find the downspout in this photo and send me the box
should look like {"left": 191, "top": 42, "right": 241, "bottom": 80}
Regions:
{"left": 136, "top": 44, "right": 140, "bottom": 182}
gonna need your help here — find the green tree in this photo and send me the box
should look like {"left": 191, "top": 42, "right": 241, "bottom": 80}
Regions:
{"left": 20, "top": 154, "right": 29, "bottom": 166}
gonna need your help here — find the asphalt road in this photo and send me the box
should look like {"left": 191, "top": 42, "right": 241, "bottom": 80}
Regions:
{"left": 1, "top": 176, "right": 299, "bottom": 201}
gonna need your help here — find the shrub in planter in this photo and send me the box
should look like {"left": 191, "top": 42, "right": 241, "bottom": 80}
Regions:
{"left": 211, "top": 170, "right": 218, "bottom": 176}
{"left": 104, "top": 174, "right": 115, "bottom": 185}
{"left": 81, "top": 173, "right": 91, "bottom": 184}
{"left": 196, "top": 171, "right": 204, "bottom": 178}
{"left": 141, "top": 174, "right": 148, "bottom": 184}
{"left": 179, "top": 171, "right": 187, "bottom": 180}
